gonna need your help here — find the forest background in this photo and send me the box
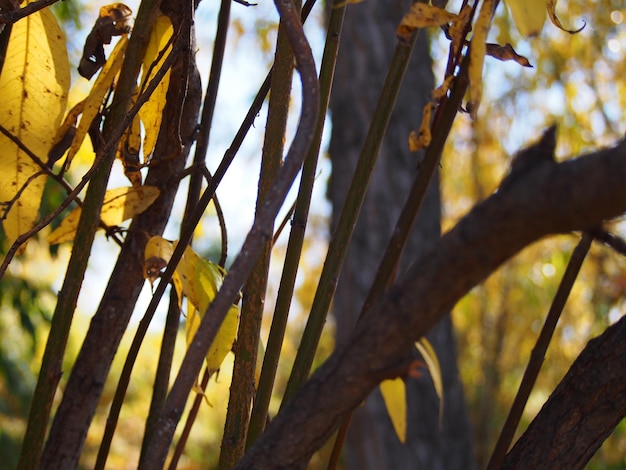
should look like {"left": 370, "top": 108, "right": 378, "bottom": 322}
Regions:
{"left": 0, "top": 0, "right": 624, "bottom": 468}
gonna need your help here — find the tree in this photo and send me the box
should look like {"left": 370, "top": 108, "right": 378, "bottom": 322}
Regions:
{"left": 0, "top": 0, "right": 624, "bottom": 469}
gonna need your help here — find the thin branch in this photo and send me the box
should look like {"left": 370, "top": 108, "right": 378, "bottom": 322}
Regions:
{"left": 139, "top": 0, "right": 320, "bottom": 462}
{"left": 0, "top": 124, "right": 124, "bottom": 246}
{"left": 590, "top": 227, "right": 626, "bottom": 258}
{"left": 236, "top": 139, "right": 626, "bottom": 468}
{"left": 0, "top": 0, "right": 61, "bottom": 24}
{"left": 502, "top": 315, "right": 626, "bottom": 469}
{"left": 487, "top": 232, "right": 593, "bottom": 470}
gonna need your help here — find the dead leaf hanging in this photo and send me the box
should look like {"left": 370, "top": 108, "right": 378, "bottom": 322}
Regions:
{"left": 79, "top": 3, "right": 133, "bottom": 79}
{"left": 486, "top": 43, "right": 532, "bottom": 67}
{"left": 397, "top": 3, "right": 459, "bottom": 43}
{"left": 546, "top": 0, "right": 585, "bottom": 35}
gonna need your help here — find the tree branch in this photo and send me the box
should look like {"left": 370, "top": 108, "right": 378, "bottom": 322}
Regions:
{"left": 503, "top": 315, "right": 626, "bottom": 469}
{"left": 237, "top": 139, "right": 626, "bottom": 468}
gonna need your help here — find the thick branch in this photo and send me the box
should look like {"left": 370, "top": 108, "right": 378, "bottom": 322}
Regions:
{"left": 237, "top": 140, "right": 626, "bottom": 468}
{"left": 503, "top": 315, "right": 626, "bottom": 469}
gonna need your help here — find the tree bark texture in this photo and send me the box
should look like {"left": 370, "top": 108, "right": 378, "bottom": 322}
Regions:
{"left": 237, "top": 139, "right": 626, "bottom": 468}
{"left": 503, "top": 315, "right": 626, "bottom": 469}
{"left": 327, "top": 1, "right": 474, "bottom": 468}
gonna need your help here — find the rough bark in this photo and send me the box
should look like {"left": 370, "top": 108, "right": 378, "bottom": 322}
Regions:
{"left": 39, "top": 4, "right": 202, "bottom": 466}
{"left": 503, "top": 315, "right": 626, "bottom": 470}
{"left": 327, "top": 0, "right": 474, "bottom": 468}
{"left": 236, "top": 139, "right": 626, "bottom": 468}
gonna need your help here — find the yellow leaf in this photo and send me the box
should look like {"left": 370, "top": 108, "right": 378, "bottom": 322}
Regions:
{"left": 415, "top": 338, "right": 444, "bottom": 425}
{"left": 397, "top": 3, "right": 459, "bottom": 42}
{"left": 546, "top": 0, "right": 585, "bottom": 35}
{"left": 177, "top": 245, "right": 239, "bottom": 375}
{"left": 380, "top": 378, "right": 407, "bottom": 443}
{"left": 0, "top": 5, "right": 70, "bottom": 247}
{"left": 468, "top": 0, "right": 494, "bottom": 119}
{"left": 47, "top": 185, "right": 160, "bottom": 244}
{"left": 117, "top": 86, "right": 143, "bottom": 187}
{"left": 139, "top": 13, "right": 173, "bottom": 161}
{"left": 48, "top": 100, "right": 85, "bottom": 166}
{"left": 67, "top": 35, "right": 128, "bottom": 168}
{"left": 143, "top": 235, "right": 174, "bottom": 284}
{"left": 504, "top": 0, "right": 546, "bottom": 37}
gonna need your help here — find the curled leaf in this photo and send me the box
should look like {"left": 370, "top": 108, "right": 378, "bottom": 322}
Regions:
{"left": 47, "top": 186, "right": 160, "bottom": 244}
{"left": 486, "top": 42, "right": 532, "bottom": 67}
{"left": 415, "top": 338, "right": 444, "bottom": 425}
{"left": 546, "top": 0, "right": 585, "bottom": 34}
{"left": 48, "top": 100, "right": 84, "bottom": 167}
{"left": 397, "top": 3, "right": 459, "bottom": 42}
{"left": 139, "top": 13, "right": 173, "bottom": 161}
{"left": 448, "top": 4, "right": 473, "bottom": 58}
{"left": 408, "top": 102, "right": 434, "bottom": 152}
{"left": 118, "top": 86, "right": 143, "bottom": 187}
{"left": 143, "top": 235, "right": 174, "bottom": 284}
{"left": 468, "top": 0, "right": 494, "bottom": 119}
{"left": 79, "top": 3, "right": 133, "bottom": 79}
{"left": 67, "top": 35, "right": 128, "bottom": 168}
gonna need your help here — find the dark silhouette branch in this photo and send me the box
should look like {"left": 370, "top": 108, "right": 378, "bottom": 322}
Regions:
{"left": 237, "top": 138, "right": 626, "bottom": 468}
{"left": 503, "top": 315, "right": 626, "bottom": 469}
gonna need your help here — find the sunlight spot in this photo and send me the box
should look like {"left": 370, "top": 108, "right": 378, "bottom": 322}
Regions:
{"left": 610, "top": 10, "right": 623, "bottom": 24}
{"left": 608, "top": 306, "right": 623, "bottom": 324}
{"left": 542, "top": 263, "right": 556, "bottom": 278}
{"left": 607, "top": 38, "right": 622, "bottom": 53}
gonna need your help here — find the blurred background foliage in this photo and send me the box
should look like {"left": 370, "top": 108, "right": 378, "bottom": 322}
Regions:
{"left": 0, "top": 0, "right": 624, "bottom": 468}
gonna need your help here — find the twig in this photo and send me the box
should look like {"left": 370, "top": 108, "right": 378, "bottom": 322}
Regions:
{"left": 0, "top": 0, "right": 61, "bottom": 24}
{"left": 486, "top": 232, "right": 593, "bottom": 470}
{"left": 138, "top": 0, "right": 320, "bottom": 462}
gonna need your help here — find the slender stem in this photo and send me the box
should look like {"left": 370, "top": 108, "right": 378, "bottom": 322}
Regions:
{"left": 136, "top": 288, "right": 181, "bottom": 468}
{"left": 219, "top": 2, "right": 299, "bottom": 464}
{"left": 183, "top": 0, "right": 231, "bottom": 222}
{"left": 487, "top": 232, "right": 594, "bottom": 470}
{"left": 360, "top": 54, "right": 470, "bottom": 316}
{"left": 247, "top": 0, "right": 345, "bottom": 446}
{"left": 281, "top": 24, "right": 421, "bottom": 409}
{"left": 17, "top": 3, "right": 162, "bottom": 467}
{"left": 0, "top": 0, "right": 61, "bottom": 24}
{"left": 139, "top": 0, "right": 319, "bottom": 462}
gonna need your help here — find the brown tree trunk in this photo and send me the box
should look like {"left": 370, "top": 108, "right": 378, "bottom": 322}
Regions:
{"left": 328, "top": 1, "right": 475, "bottom": 468}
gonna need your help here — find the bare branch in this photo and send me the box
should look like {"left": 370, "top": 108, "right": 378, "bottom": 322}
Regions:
{"left": 237, "top": 139, "right": 626, "bottom": 468}
{"left": 503, "top": 315, "right": 626, "bottom": 469}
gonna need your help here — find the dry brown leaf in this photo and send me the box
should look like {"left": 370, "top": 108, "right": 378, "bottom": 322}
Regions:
{"left": 468, "top": 0, "right": 494, "bottom": 119}
{"left": 408, "top": 102, "right": 434, "bottom": 152}
{"left": 448, "top": 4, "right": 472, "bottom": 58}
{"left": 486, "top": 42, "right": 532, "bottom": 67}
{"left": 79, "top": 3, "right": 133, "bottom": 79}
{"left": 397, "top": 3, "right": 459, "bottom": 43}
{"left": 546, "top": 0, "right": 585, "bottom": 34}
{"left": 431, "top": 75, "right": 454, "bottom": 102}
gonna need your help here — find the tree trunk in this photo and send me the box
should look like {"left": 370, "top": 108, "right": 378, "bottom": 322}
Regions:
{"left": 328, "top": 1, "right": 475, "bottom": 468}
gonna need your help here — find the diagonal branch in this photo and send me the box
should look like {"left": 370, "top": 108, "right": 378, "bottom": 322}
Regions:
{"left": 237, "top": 139, "right": 626, "bottom": 468}
{"left": 502, "top": 315, "right": 626, "bottom": 469}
